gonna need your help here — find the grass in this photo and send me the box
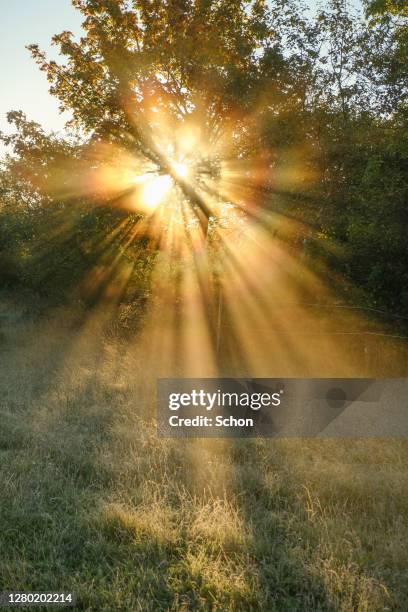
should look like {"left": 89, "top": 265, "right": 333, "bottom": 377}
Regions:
{"left": 0, "top": 298, "right": 408, "bottom": 611}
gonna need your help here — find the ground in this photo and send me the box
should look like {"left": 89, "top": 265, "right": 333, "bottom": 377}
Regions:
{"left": 0, "top": 295, "right": 408, "bottom": 611}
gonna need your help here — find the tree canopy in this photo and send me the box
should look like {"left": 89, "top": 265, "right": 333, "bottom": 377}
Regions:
{"left": 0, "top": 0, "right": 407, "bottom": 316}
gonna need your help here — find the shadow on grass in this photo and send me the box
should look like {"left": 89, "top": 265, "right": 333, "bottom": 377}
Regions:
{"left": 0, "top": 359, "right": 334, "bottom": 610}
{"left": 1, "top": 310, "right": 407, "bottom": 610}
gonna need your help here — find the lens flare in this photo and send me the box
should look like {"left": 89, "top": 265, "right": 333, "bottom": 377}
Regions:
{"left": 171, "top": 161, "right": 191, "bottom": 179}
{"left": 141, "top": 175, "right": 172, "bottom": 210}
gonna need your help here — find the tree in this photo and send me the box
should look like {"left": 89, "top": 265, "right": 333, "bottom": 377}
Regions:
{"left": 1, "top": 0, "right": 407, "bottom": 319}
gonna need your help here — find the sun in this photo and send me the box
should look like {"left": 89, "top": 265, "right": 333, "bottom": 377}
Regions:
{"left": 171, "top": 160, "right": 191, "bottom": 179}
{"left": 141, "top": 174, "right": 173, "bottom": 210}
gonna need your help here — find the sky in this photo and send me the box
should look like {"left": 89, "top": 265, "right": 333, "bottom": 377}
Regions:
{"left": 0, "top": 0, "right": 83, "bottom": 140}
{"left": 0, "top": 0, "right": 362, "bottom": 146}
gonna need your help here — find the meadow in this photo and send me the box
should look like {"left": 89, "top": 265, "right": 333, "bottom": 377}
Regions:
{"left": 0, "top": 2, "right": 407, "bottom": 608}
{"left": 1, "top": 294, "right": 407, "bottom": 611}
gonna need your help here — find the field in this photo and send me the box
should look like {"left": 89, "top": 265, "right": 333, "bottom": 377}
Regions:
{"left": 1, "top": 295, "right": 408, "bottom": 611}
{"left": 1, "top": 0, "right": 407, "bottom": 609}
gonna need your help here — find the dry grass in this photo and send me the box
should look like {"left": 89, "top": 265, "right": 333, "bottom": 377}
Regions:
{"left": 0, "top": 300, "right": 408, "bottom": 610}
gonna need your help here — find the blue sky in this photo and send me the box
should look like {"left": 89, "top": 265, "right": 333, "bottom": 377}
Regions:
{"left": 0, "top": 0, "right": 82, "bottom": 139}
{"left": 0, "top": 0, "right": 362, "bottom": 144}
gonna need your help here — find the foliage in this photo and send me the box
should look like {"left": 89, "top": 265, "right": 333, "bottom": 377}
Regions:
{"left": 0, "top": 0, "right": 407, "bottom": 316}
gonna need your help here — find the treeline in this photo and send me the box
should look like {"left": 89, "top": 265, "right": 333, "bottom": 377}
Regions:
{"left": 0, "top": 0, "right": 407, "bottom": 317}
